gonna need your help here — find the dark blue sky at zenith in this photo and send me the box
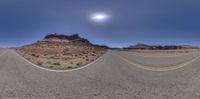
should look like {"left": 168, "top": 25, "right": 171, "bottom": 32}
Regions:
{"left": 0, "top": 0, "right": 200, "bottom": 48}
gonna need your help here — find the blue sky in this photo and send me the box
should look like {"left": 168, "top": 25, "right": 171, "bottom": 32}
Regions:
{"left": 0, "top": 0, "right": 200, "bottom": 48}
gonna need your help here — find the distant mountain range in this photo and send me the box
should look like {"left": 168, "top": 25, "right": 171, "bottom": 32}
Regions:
{"left": 18, "top": 33, "right": 198, "bottom": 50}
{"left": 125, "top": 44, "right": 199, "bottom": 50}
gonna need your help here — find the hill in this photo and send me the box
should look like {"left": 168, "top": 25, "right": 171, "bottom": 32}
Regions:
{"left": 126, "top": 44, "right": 199, "bottom": 50}
{"left": 16, "top": 33, "right": 107, "bottom": 70}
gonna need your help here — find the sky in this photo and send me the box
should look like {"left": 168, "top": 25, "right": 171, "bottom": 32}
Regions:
{"left": 0, "top": 0, "right": 200, "bottom": 48}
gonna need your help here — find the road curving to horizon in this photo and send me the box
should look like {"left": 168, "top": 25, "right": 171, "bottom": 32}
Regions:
{"left": 0, "top": 49, "right": 200, "bottom": 99}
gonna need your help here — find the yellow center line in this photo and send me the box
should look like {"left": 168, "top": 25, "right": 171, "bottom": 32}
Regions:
{"left": 128, "top": 51, "right": 195, "bottom": 58}
{"left": 120, "top": 55, "right": 200, "bottom": 72}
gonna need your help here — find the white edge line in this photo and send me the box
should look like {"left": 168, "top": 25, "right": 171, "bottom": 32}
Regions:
{"left": 14, "top": 50, "right": 105, "bottom": 72}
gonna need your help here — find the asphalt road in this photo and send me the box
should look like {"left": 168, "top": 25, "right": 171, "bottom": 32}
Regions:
{"left": 0, "top": 49, "right": 200, "bottom": 99}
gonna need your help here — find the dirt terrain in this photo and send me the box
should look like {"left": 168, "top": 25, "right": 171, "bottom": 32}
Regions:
{"left": 126, "top": 49, "right": 200, "bottom": 53}
{"left": 123, "top": 43, "right": 200, "bottom": 57}
{"left": 125, "top": 49, "right": 200, "bottom": 57}
{"left": 16, "top": 34, "right": 107, "bottom": 70}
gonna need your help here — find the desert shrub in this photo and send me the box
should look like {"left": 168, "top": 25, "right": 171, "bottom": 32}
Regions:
{"left": 91, "top": 53, "right": 96, "bottom": 56}
{"left": 64, "top": 57, "right": 72, "bottom": 60}
{"left": 31, "top": 54, "right": 39, "bottom": 57}
{"left": 63, "top": 52, "right": 71, "bottom": 55}
{"left": 49, "top": 66, "right": 54, "bottom": 68}
{"left": 77, "top": 57, "right": 81, "bottom": 59}
{"left": 76, "top": 62, "right": 83, "bottom": 66}
{"left": 47, "top": 61, "right": 51, "bottom": 64}
{"left": 64, "top": 48, "right": 69, "bottom": 52}
{"left": 36, "top": 60, "right": 43, "bottom": 65}
{"left": 50, "top": 56, "right": 55, "bottom": 58}
{"left": 68, "top": 66, "right": 72, "bottom": 69}
{"left": 76, "top": 63, "right": 80, "bottom": 66}
{"left": 85, "top": 59, "right": 89, "bottom": 61}
{"left": 53, "top": 62, "right": 61, "bottom": 66}
{"left": 82, "top": 51, "right": 87, "bottom": 54}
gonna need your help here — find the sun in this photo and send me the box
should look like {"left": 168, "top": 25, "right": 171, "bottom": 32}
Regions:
{"left": 91, "top": 13, "right": 109, "bottom": 22}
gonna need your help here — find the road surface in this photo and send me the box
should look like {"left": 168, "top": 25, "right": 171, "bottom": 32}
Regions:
{"left": 0, "top": 49, "right": 200, "bottom": 99}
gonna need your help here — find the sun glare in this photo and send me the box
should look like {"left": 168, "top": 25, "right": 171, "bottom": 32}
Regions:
{"left": 91, "top": 13, "right": 109, "bottom": 22}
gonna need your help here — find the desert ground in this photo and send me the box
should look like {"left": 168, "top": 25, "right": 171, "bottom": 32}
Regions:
{"left": 124, "top": 48, "right": 199, "bottom": 56}
{"left": 16, "top": 34, "right": 107, "bottom": 70}
{"left": 17, "top": 47, "right": 106, "bottom": 70}
{"left": 16, "top": 47, "right": 106, "bottom": 70}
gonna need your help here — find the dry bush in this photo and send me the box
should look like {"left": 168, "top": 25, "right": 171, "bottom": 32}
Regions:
{"left": 36, "top": 60, "right": 43, "bottom": 65}
{"left": 64, "top": 57, "right": 72, "bottom": 60}
{"left": 63, "top": 53, "right": 70, "bottom": 56}
{"left": 49, "top": 66, "right": 54, "bottom": 68}
{"left": 47, "top": 61, "right": 51, "bottom": 64}
{"left": 70, "top": 61, "right": 73, "bottom": 65}
{"left": 91, "top": 53, "right": 96, "bottom": 56}
{"left": 50, "top": 56, "right": 55, "bottom": 58}
{"left": 82, "top": 51, "right": 87, "bottom": 54}
{"left": 31, "top": 54, "right": 39, "bottom": 57}
{"left": 68, "top": 66, "right": 72, "bottom": 69}
{"left": 76, "top": 62, "right": 83, "bottom": 66}
{"left": 53, "top": 62, "right": 61, "bottom": 66}
{"left": 76, "top": 63, "right": 80, "bottom": 66}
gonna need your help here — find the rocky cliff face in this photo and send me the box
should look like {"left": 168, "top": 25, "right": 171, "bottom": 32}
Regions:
{"left": 41, "top": 34, "right": 90, "bottom": 44}
{"left": 18, "top": 34, "right": 106, "bottom": 55}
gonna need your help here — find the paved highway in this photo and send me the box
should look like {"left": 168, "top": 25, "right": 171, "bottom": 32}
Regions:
{"left": 0, "top": 49, "right": 200, "bottom": 99}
